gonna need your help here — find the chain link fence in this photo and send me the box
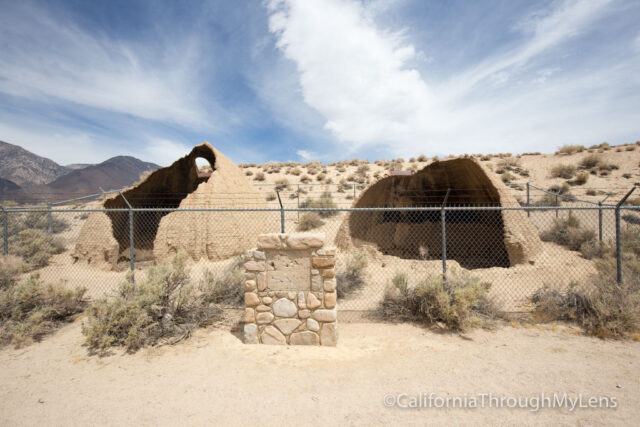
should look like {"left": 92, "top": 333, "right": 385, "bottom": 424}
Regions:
{"left": 2, "top": 199, "right": 639, "bottom": 317}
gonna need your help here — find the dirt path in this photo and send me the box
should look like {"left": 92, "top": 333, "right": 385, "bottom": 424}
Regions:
{"left": 1, "top": 319, "right": 638, "bottom": 426}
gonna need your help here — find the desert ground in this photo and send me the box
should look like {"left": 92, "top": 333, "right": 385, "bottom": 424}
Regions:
{"left": 1, "top": 316, "right": 639, "bottom": 426}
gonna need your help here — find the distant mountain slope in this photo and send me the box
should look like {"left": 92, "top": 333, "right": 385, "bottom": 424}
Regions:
{"left": 46, "top": 156, "right": 160, "bottom": 195}
{"left": 0, "top": 140, "right": 70, "bottom": 186}
{"left": 0, "top": 177, "right": 20, "bottom": 193}
{"left": 65, "top": 163, "right": 93, "bottom": 170}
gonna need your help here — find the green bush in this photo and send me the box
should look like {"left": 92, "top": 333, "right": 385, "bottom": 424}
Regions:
{"left": 540, "top": 212, "right": 595, "bottom": 251}
{"left": 198, "top": 257, "right": 245, "bottom": 306}
{"left": 378, "top": 269, "right": 497, "bottom": 331}
{"left": 8, "top": 229, "right": 64, "bottom": 268}
{"left": 0, "top": 273, "right": 86, "bottom": 348}
{"left": 82, "top": 252, "right": 222, "bottom": 353}
{"left": 297, "top": 212, "right": 324, "bottom": 231}
{"left": 336, "top": 250, "right": 367, "bottom": 298}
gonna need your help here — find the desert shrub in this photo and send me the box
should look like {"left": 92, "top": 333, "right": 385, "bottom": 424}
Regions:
{"left": 254, "top": 172, "right": 265, "bottom": 181}
{"left": 198, "top": 257, "right": 244, "bottom": 306}
{"left": 336, "top": 250, "right": 367, "bottom": 298}
{"left": 0, "top": 255, "right": 24, "bottom": 289}
{"left": 499, "top": 157, "right": 520, "bottom": 168}
{"left": 417, "top": 154, "right": 427, "bottom": 162}
{"left": 550, "top": 164, "right": 576, "bottom": 179}
{"left": 586, "top": 189, "right": 597, "bottom": 196}
{"left": 501, "top": 171, "right": 515, "bottom": 183}
{"left": 540, "top": 212, "right": 595, "bottom": 251}
{"left": 275, "top": 178, "right": 289, "bottom": 191}
{"left": 8, "top": 229, "right": 64, "bottom": 268}
{"left": 356, "top": 164, "right": 370, "bottom": 175}
{"left": 290, "top": 167, "right": 302, "bottom": 176}
{"left": 297, "top": 212, "right": 324, "bottom": 231}
{"left": 573, "top": 171, "right": 589, "bottom": 185}
{"left": 300, "top": 175, "right": 311, "bottom": 183}
{"left": 316, "top": 173, "right": 326, "bottom": 181}
{"left": 22, "top": 211, "right": 69, "bottom": 234}
{"left": 557, "top": 145, "right": 585, "bottom": 155}
{"left": 0, "top": 274, "right": 86, "bottom": 348}
{"left": 378, "top": 269, "right": 497, "bottom": 331}
{"left": 531, "top": 255, "right": 640, "bottom": 338}
{"left": 622, "top": 173, "right": 632, "bottom": 179}
{"left": 598, "top": 162, "right": 618, "bottom": 171}
{"left": 548, "top": 182, "right": 572, "bottom": 196}
{"left": 266, "top": 193, "right": 276, "bottom": 201}
{"left": 622, "top": 214, "right": 640, "bottom": 226}
{"left": 300, "top": 192, "right": 337, "bottom": 218}
{"left": 580, "top": 154, "right": 601, "bottom": 169}
{"left": 82, "top": 252, "right": 222, "bottom": 352}
{"left": 245, "top": 170, "right": 253, "bottom": 176}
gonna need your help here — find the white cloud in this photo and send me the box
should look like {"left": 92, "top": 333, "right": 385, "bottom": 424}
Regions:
{"left": 296, "top": 149, "right": 317, "bottom": 161}
{"left": 0, "top": 2, "right": 214, "bottom": 130}
{"left": 267, "top": 0, "right": 636, "bottom": 157}
{"left": 268, "top": 0, "right": 435, "bottom": 152}
{"left": 0, "top": 121, "right": 117, "bottom": 165}
{"left": 143, "top": 139, "right": 192, "bottom": 166}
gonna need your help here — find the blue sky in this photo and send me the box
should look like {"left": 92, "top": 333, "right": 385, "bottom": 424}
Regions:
{"left": 0, "top": 0, "right": 639, "bottom": 166}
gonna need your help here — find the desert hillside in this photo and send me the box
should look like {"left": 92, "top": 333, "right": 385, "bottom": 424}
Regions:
{"left": 236, "top": 141, "right": 640, "bottom": 207}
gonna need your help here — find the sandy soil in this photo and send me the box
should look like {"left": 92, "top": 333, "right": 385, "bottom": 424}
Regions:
{"left": 1, "top": 318, "right": 639, "bottom": 426}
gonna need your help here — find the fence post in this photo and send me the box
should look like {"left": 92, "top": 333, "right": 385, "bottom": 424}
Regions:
{"left": 441, "top": 189, "right": 450, "bottom": 282}
{"left": 526, "top": 182, "right": 530, "bottom": 217}
{"left": 47, "top": 202, "right": 53, "bottom": 234}
{"left": 297, "top": 184, "right": 300, "bottom": 221}
{"left": 555, "top": 192, "right": 559, "bottom": 218}
{"left": 119, "top": 192, "right": 135, "bottom": 281}
{"left": 615, "top": 187, "right": 637, "bottom": 285}
{"left": 598, "top": 201, "right": 603, "bottom": 242}
{"left": 276, "top": 190, "right": 284, "bottom": 233}
{"left": 1, "top": 206, "right": 7, "bottom": 256}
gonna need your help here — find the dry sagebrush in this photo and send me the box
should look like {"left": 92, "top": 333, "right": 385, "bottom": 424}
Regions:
{"left": 82, "top": 252, "right": 227, "bottom": 353}
{"left": 0, "top": 259, "right": 86, "bottom": 348}
{"left": 378, "top": 269, "right": 498, "bottom": 331}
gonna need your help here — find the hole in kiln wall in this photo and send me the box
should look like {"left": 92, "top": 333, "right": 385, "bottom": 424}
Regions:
{"left": 103, "top": 146, "right": 216, "bottom": 261}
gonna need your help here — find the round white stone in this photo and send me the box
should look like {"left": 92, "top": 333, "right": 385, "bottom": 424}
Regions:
{"left": 272, "top": 298, "right": 298, "bottom": 318}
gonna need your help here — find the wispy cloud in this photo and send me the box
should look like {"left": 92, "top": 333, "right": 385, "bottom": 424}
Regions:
{"left": 0, "top": 2, "right": 217, "bottom": 130}
{"left": 296, "top": 149, "right": 317, "bottom": 161}
{"left": 267, "top": 0, "right": 639, "bottom": 157}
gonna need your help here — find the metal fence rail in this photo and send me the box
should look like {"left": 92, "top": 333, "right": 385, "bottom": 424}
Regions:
{"left": 1, "top": 202, "right": 639, "bottom": 314}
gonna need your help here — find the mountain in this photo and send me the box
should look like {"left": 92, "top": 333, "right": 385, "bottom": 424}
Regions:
{"left": 65, "top": 163, "right": 93, "bottom": 170}
{"left": 45, "top": 156, "right": 160, "bottom": 195}
{"left": 0, "top": 177, "right": 21, "bottom": 193}
{"left": 0, "top": 140, "right": 70, "bottom": 187}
